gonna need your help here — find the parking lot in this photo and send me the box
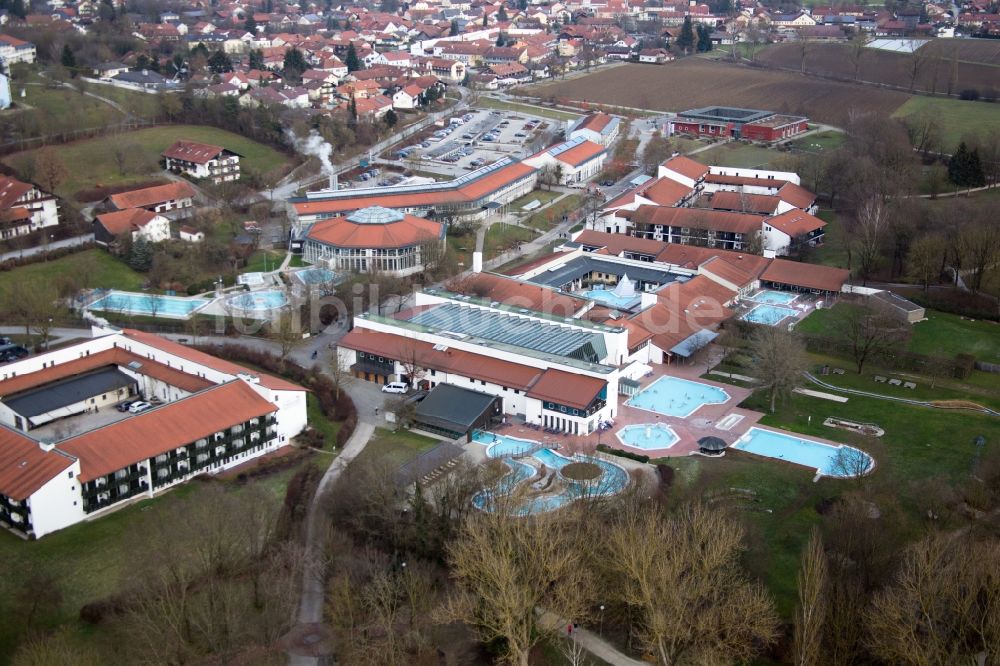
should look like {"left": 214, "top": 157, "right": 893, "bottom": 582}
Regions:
{"left": 391, "top": 108, "right": 560, "bottom": 178}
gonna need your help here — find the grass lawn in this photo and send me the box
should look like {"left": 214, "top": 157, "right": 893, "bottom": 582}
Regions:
{"left": 692, "top": 142, "right": 785, "bottom": 169}
{"left": 892, "top": 96, "right": 1000, "bottom": 152}
{"left": 87, "top": 83, "right": 161, "bottom": 119}
{"left": 0, "top": 249, "right": 144, "bottom": 292}
{"left": 524, "top": 194, "right": 584, "bottom": 230}
{"left": 356, "top": 427, "right": 440, "bottom": 468}
{"left": 244, "top": 249, "right": 284, "bottom": 273}
{"left": 0, "top": 457, "right": 310, "bottom": 660}
{"left": 799, "top": 305, "right": 1000, "bottom": 365}
{"left": 288, "top": 255, "right": 307, "bottom": 268}
{"left": 3, "top": 125, "right": 291, "bottom": 200}
{"left": 484, "top": 223, "right": 539, "bottom": 259}
{"left": 307, "top": 393, "right": 341, "bottom": 450}
{"left": 509, "top": 189, "right": 560, "bottom": 212}
{"left": 475, "top": 97, "right": 581, "bottom": 122}
{"left": 788, "top": 130, "right": 846, "bottom": 153}
{"left": 14, "top": 83, "right": 123, "bottom": 134}
{"left": 809, "top": 209, "right": 850, "bottom": 268}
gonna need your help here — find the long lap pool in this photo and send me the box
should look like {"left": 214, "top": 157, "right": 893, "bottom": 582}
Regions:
{"left": 732, "top": 427, "right": 874, "bottom": 478}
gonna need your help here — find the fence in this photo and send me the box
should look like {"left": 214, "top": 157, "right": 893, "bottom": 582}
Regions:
{"left": 0, "top": 119, "right": 157, "bottom": 156}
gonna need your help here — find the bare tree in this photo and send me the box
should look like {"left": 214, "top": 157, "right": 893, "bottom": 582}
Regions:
{"left": 600, "top": 502, "right": 779, "bottom": 665}
{"left": 957, "top": 217, "right": 1000, "bottom": 293}
{"left": 848, "top": 32, "right": 868, "bottom": 81}
{"left": 907, "top": 45, "right": 933, "bottom": 93}
{"left": 866, "top": 532, "right": 1000, "bottom": 665}
{"left": 438, "top": 510, "right": 594, "bottom": 666}
{"left": 853, "top": 197, "right": 890, "bottom": 285}
{"left": 328, "top": 347, "right": 355, "bottom": 400}
{"left": 832, "top": 303, "right": 910, "bottom": 374}
{"left": 795, "top": 29, "right": 811, "bottom": 74}
{"left": 748, "top": 326, "right": 808, "bottom": 413}
{"left": 33, "top": 148, "right": 68, "bottom": 194}
{"left": 903, "top": 108, "right": 942, "bottom": 160}
{"left": 906, "top": 234, "right": 945, "bottom": 293}
{"left": 793, "top": 527, "right": 827, "bottom": 666}
{"left": 269, "top": 307, "right": 301, "bottom": 365}
{"left": 640, "top": 131, "right": 673, "bottom": 175}
{"left": 111, "top": 137, "right": 137, "bottom": 176}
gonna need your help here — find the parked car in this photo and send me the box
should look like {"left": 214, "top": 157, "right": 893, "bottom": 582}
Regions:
{"left": 128, "top": 401, "right": 153, "bottom": 413}
{"left": 381, "top": 382, "right": 408, "bottom": 394}
{"left": 514, "top": 132, "right": 526, "bottom": 138}
{"left": 117, "top": 400, "right": 138, "bottom": 412}
{"left": 601, "top": 179, "right": 615, "bottom": 187}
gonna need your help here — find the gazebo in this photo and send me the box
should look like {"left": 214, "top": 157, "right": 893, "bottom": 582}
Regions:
{"left": 698, "top": 436, "right": 727, "bottom": 456}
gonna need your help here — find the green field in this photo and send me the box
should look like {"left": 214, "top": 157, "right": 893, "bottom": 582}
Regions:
{"left": 509, "top": 189, "right": 560, "bottom": 211}
{"left": 523, "top": 194, "right": 584, "bottom": 229}
{"left": 244, "top": 249, "right": 285, "bottom": 273}
{"left": 10, "top": 82, "right": 122, "bottom": 134}
{"left": 356, "top": 428, "right": 440, "bottom": 468}
{"left": 86, "top": 83, "right": 162, "bottom": 119}
{"left": 787, "top": 130, "right": 846, "bottom": 153}
{"left": 475, "top": 97, "right": 581, "bottom": 122}
{"left": 0, "top": 249, "right": 144, "bottom": 292}
{"left": 809, "top": 209, "right": 850, "bottom": 268}
{"left": 484, "top": 223, "right": 539, "bottom": 259}
{"left": 3, "top": 125, "right": 291, "bottom": 200}
{"left": 893, "top": 96, "right": 1000, "bottom": 151}
{"left": 692, "top": 142, "right": 786, "bottom": 169}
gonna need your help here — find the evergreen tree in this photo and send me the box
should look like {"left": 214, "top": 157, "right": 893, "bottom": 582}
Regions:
{"left": 283, "top": 47, "right": 308, "bottom": 81}
{"left": 482, "top": 12, "right": 488, "bottom": 26}
{"left": 244, "top": 14, "right": 257, "bottom": 33}
{"left": 496, "top": 31, "right": 505, "bottom": 46}
{"left": 677, "top": 16, "right": 695, "bottom": 53}
{"left": 128, "top": 240, "right": 154, "bottom": 272}
{"left": 10, "top": 0, "right": 26, "bottom": 19}
{"left": 345, "top": 42, "right": 361, "bottom": 72}
{"left": 948, "top": 142, "right": 986, "bottom": 188}
{"left": 191, "top": 43, "right": 210, "bottom": 60}
{"left": 60, "top": 44, "right": 77, "bottom": 75}
{"left": 696, "top": 24, "right": 713, "bottom": 52}
{"left": 136, "top": 53, "right": 150, "bottom": 70}
{"left": 349, "top": 95, "right": 358, "bottom": 121}
{"left": 384, "top": 108, "right": 398, "bottom": 127}
{"left": 248, "top": 48, "right": 265, "bottom": 70}
{"left": 497, "top": 3, "right": 508, "bottom": 21}
{"left": 208, "top": 49, "right": 233, "bottom": 73}
{"left": 450, "top": 18, "right": 460, "bottom": 36}
{"left": 518, "top": 0, "right": 527, "bottom": 9}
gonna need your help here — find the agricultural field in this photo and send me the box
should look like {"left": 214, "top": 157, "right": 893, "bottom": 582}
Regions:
{"left": 917, "top": 37, "right": 1000, "bottom": 66}
{"left": 892, "top": 96, "right": 1000, "bottom": 150}
{"left": 519, "top": 61, "right": 911, "bottom": 127}
{"left": 755, "top": 42, "right": 1000, "bottom": 99}
{"left": 3, "top": 125, "right": 291, "bottom": 201}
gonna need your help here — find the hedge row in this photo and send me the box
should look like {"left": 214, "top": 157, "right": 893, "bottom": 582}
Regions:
{"left": 596, "top": 443, "right": 650, "bottom": 464}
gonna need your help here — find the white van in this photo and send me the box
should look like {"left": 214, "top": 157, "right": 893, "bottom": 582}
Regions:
{"left": 381, "top": 382, "right": 408, "bottom": 394}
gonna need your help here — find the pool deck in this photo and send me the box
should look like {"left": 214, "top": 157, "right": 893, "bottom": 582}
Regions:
{"left": 493, "top": 361, "right": 763, "bottom": 459}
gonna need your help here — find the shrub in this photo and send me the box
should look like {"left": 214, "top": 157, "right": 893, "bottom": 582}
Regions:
{"left": 959, "top": 88, "right": 980, "bottom": 101}
{"left": 596, "top": 443, "right": 650, "bottom": 463}
{"left": 656, "top": 463, "right": 674, "bottom": 488}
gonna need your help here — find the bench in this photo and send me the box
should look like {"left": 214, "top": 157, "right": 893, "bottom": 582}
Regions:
{"left": 874, "top": 375, "right": 887, "bottom": 383}
{"left": 832, "top": 368, "right": 846, "bottom": 375}
{"left": 888, "top": 378, "right": 902, "bottom": 386}
{"left": 903, "top": 381, "right": 917, "bottom": 389}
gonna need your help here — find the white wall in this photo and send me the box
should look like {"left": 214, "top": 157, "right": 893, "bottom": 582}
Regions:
{"left": 28, "top": 458, "right": 84, "bottom": 539}
{"left": 708, "top": 165, "right": 800, "bottom": 185}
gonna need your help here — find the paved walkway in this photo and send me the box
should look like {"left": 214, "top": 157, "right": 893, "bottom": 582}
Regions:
{"left": 0, "top": 234, "right": 94, "bottom": 262}
{"left": 539, "top": 611, "right": 646, "bottom": 666}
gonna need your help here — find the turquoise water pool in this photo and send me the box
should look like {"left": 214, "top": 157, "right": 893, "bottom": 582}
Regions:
{"left": 473, "top": 432, "right": 628, "bottom": 514}
{"left": 227, "top": 290, "right": 288, "bottom": 313}
{"left": 580, "top": 288, "right": 640, "bottom": 310}
{"left": 89, "top": 291, "right": 208, "bottom": 318}
{"left": 627, "top": 376, "right": 730, "bottom": 418}
{"left": 616, "top": 423, "right": 680, "bottom": 450}
{"left": 749, "top": 290, "right": 798, "bottom": 305}
{"left": 295, "top": 267, "right": 339, "bottom": 285}
{"left": 732, "top": 427, "right": 874, "bottom": 477}
{"left": 741, "top": 304, "right": 798, "bottom": 325}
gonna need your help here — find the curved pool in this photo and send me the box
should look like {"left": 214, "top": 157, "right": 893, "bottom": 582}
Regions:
{"left": 226, "top": 289, "right": 288, "bottom": 313}
{"left": 627, "top": 376, "right": 730, "bottom": 418}
{"left": 473, "top": 432, "right": 629, "bottom": 514}
{"left": 617, "top": 423, "right": 680, "bottom": 450}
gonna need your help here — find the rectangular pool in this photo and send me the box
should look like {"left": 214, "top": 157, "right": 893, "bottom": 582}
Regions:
{"left": 732, "top": 427, "right": 873, "bottom": 477}
{"left": 749, "top": 290, "right": 798, "bottom": 305}
{"left": 580, "top": 288, "right": 639, "bottom": 310}
{"left": 626, "top": 376, "right": 730, "bottom": 418}
{"left": 741, "top": 304, "right": 798, "bottom": 326}
{"left": 88, "top": 291, "right": 209, "bottom": 318}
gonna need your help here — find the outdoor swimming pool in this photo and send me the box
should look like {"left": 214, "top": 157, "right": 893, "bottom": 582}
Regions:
{"left": 294, "top": 267, "right": 339, "bottom": 285}
{"left": 88, "top": 291, "right": 209, "bottom": 318}
{"left": 473, "top": 432, "right": 629, "bottom": 514}
{"left": 749, "top": 290, "right": 798, "bottom": 305}
{"left": 226, "top": 290, "right": 288, "bottom": 313}
{"left": 741, "top": 304, "right": 798, "bottom": 326}
{"left": 732, "top": 427, "right": 874, "bottom": 478}
{"left": 580, "top": 288, "right": 640, "bottom": 310}
{"left": 627, "top": 376, "right": 730, "bottom": 418}
{"left": 616, "top": 423, "right": 680, "bottom": 450}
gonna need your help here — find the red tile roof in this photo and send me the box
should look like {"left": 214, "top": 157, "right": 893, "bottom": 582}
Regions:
{"left": 777, "top": 181, "right": 817, "bottom": 209}
{"left": 444, "top": 273, "right": 587, "bottom": 316}
{"left": 630, "top": 204, "right": 763, "bottom": 235}
{"left": 0, "top": 426, "right": 74, "bottom": 501}
{"left": 0, "top": 175, "right": 34, "bottom": 211}
{"left": 95, "top": 208, "right": 161, "bottom": 235}
{"left": 699, "top": 256, "right": 754, "bottom": 288}
{"left": 761, "top": 259, "right": 848, "bottom": 293}
{"left": 306, "top": 212, "right": 442, "bottom": 249}
{"left": 708, "top": 191, "right": 782, "bottom": 215}
{"left": 553, "top": 140, "right": 606, "bottom": 168}
{"left": 660, "top": 155, "right": 710, "bottom": 181}
{"left": 704, "top": 173, "right": 789, "bottom": 189}
{"left": 161, "top": 140, "right": 229, "bottom": 164}
{"left": 59, "top": 381, "right": 276, "bottom": 482}
{"left": 526, "top": 368, "right": 605, "bottom": 409}
{"left": 765, "top": 209, "right": 826, "bottom": 236}
{"left": 575, "top": 112, "right": 614, "bottom": 133}
{"left": 108, "top": 182, "right": 196, "bottom": 210}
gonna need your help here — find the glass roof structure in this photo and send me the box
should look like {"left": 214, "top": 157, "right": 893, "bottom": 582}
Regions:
{"left": 346, "top": 206, "right": 405, "bottom": 225}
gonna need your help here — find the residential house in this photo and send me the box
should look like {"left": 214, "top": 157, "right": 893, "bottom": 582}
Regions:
{"left": 94, "top": 208, "right": 171, "bottom": 245}
{"left": 0, "top": 34, "right": 36, "bottom": 65}
{"left": 0, "top": 175, "right": 60, "bottom": 240}
{"left": 162, "top": 140, "right": 242, "bottom": 184}
{"left": 637, "top": 48, "right": 671, "bottom": 63}
{"left": 105, "top": 182, "right": 196, "bottom": 214}
{"left": 179, "top": 225, "right": 205, "bottom": 242}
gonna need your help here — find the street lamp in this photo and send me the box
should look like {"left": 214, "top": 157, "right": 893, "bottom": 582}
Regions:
{"left": 599, "top": 604, "right": 605, "bottom": 636}
{"left": 46, "top": 317, "right": 52, "bottom": 350}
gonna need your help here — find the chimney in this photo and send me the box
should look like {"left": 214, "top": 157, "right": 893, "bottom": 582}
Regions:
{"left": 142, "top": 69, "right": 149, "bottom": 76}
{"left": 329, "top": 172, "right": 337, "bottom": 190}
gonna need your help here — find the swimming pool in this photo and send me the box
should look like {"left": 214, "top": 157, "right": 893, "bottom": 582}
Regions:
{"left": 226, "top": 290, "right": 288, "bottom": 313}
{"left": 749, "top": 290, "right": 798, "bottom": 305}
{"left": 88, "top": 291, "right": 209, "bottom": 318}
{"left": 616, "top": 423, "right": 680, "bottom": 450}
{"left": 473, "top": 432, "right": 629, "bottom": 514}
{"left": 741, "top": 304, "right": 798, "bottom": 326}
{"left": 294, "top": 267, "right": 339, "bottom": 285}
{"left": 626, "top": 376, "right": 730, "bottom": 418}
{"left": 580, "top": 288, "right": 639, "bottom": 310}
{"left": 732, "top": 427, "right": 874, "bottom": 478}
